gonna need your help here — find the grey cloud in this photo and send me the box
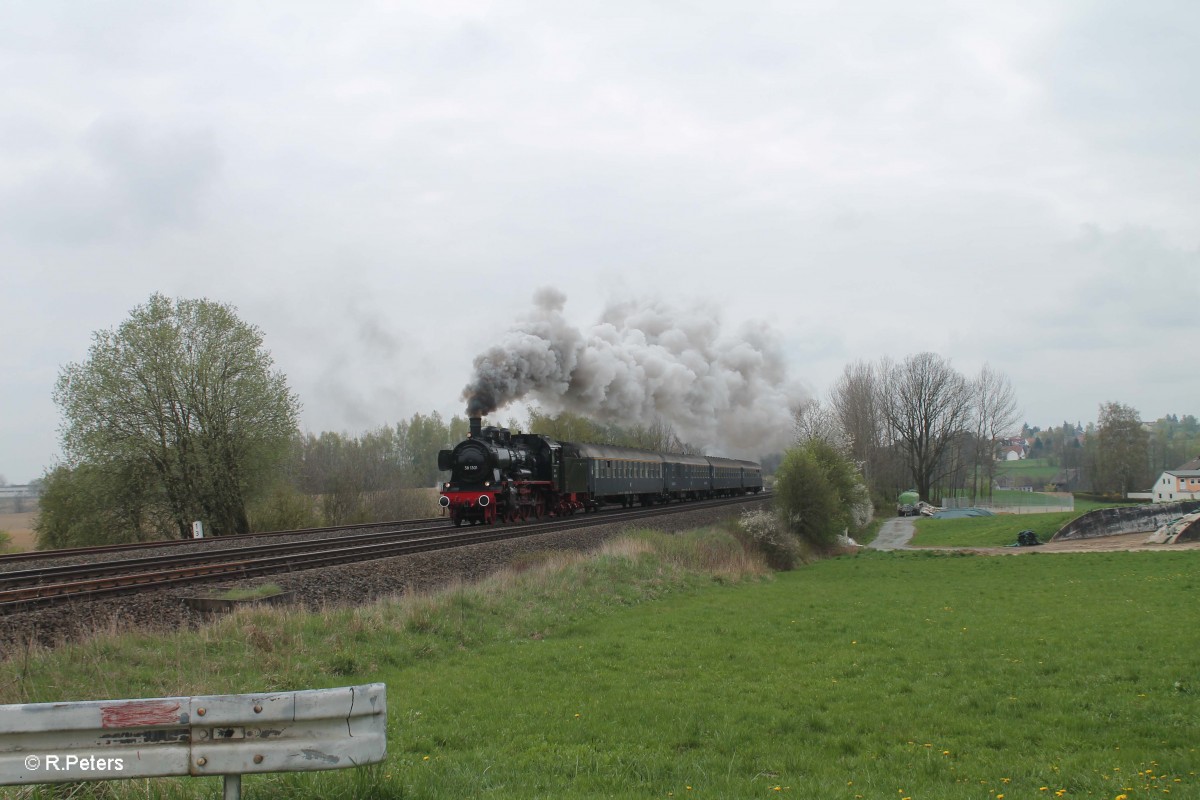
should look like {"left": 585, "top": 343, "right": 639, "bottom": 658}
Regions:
{"left": 1, "top": 116, "right": 220, "bottom": 244}
{"left": 84, "top": 118, "right": 221, "bottom": 228}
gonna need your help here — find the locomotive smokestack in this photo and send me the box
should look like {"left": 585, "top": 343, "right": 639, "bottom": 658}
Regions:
{"left": 469, "top": 416, "right": 482, "bottom": 438}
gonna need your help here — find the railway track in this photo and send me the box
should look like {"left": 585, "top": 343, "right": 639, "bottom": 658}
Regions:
{"left": 0, "top": 516, "right": 444, "bottom": 566}
{"left": 0, "top": 494, "right": 766, "bottom": 614}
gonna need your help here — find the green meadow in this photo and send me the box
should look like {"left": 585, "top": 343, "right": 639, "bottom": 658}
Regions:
{"left": 3, "top": 527, "right": 1198, "bottom": 799}
{"left": 910, "top": 511, "right": 1082, "bottom": 547}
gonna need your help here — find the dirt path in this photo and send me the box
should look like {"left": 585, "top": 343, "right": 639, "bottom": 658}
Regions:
{"left": 869, "top": 516, "right": 916, "bottom": 551}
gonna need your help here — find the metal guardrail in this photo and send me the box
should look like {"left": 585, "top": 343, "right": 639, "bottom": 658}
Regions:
{"left": 0, "top": 683, "right": 386, "bottom": 799}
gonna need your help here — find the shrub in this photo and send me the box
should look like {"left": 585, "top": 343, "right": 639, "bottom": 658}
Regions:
{"left": 773, "top": 440, "right": 870, "bottom": 549}
{"left": 735, "top": 509, "right": 802, "bottom": 570}
{"left": 248, "top": 483, "right": 321, "bottom": 531}
{"left": 363, "top": 488, "right": 441, "bottom": 520}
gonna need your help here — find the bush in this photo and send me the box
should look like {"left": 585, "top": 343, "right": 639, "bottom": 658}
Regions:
{"left": 248, "top": 483, "right": 321, "bottom": 531}
{"left": 35, "top": 463, "right": 161, "bottom": 548}
{"left": 773, "top": 440, "right": 870, "bottom": 549}
{"left": 735, "top": 509, "right": 802, "bottom": 570}
{"left": 363, "top": 488, "right": 441, "bottom": 521}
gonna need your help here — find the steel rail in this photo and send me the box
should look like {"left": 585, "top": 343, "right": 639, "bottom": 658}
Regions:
{"left": 0, "top": 495, "right": 766, "bottom": 613}
{"left": 0, "top": 523, "right": 454, "bottom": 589}
{"left": 0, "top": 516, "right": 445, "bottom": 565}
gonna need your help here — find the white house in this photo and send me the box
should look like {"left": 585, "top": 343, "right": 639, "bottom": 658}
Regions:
{"left": 997, "top": 443, "right": 1026, "bottom": 461}
{"left": 1151, "top": 468, "right": 1200, "bottom": 503}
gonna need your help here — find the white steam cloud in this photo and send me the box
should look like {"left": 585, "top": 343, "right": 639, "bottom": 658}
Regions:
{"left": 463, "top": 288, "right": 803, "bottom": 455}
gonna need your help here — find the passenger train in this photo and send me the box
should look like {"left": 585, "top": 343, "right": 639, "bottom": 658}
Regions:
{"left": 438, "top": 418, "right": 763, "bottom": 526}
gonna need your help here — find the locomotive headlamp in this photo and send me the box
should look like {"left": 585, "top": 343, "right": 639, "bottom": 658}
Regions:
{"left": 438, "top": 496, "right": 450, "bottom": 507}
{"left": 484, "top": 481, "right": 490, "bottom": 487}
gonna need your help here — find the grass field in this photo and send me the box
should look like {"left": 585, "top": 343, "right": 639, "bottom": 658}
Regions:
{"left": 993, "top": 457, "right": 1061, "bottom": 483}
{"left": 3, "top": 529, "right": 1198, "bottom": 799}
{"left": 0, "top": 511, "right": 37, "bottom": 552}
{"left": 910, "top": 511, "right": 1082, "bottom": 547}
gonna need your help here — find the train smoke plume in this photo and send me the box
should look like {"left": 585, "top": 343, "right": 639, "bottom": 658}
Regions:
{"left": 462, "top": 288, "right": 802, "bottom": 455}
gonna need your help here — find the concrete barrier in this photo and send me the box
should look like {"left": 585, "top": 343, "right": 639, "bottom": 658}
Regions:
{"left": 1052, "top": 501, "right": 1200, "bottom": 541}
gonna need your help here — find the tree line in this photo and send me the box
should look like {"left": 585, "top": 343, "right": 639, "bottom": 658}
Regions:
{"left": 794, "top": 353, "right": 1193, "bottom": 506}
{"left": 37, "top": 294, "right": 709, "bottom": 547}
{"left": 791, "top": 353, "right": 1021, "bottom": 506}
{"left": 36, "top": 294, "right": 1191, "bottom": 549}
{"left": 1022, "top": 410, "right": 1200, "bottom": 495}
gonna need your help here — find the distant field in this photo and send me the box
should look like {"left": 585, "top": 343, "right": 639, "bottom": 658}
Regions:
{"left": 0, "top": 512, "right": 37, "bottom": 552}
{"left": 993, "top": 457, "right": 1060, "bottom": 482}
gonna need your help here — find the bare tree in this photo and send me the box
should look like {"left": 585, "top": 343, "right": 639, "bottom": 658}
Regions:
{"left": 971, "top": 364, "right": 1020, "bottom": 500}
{"left": 792, "top": 396, "right": 850, "bottom": 453}
{"left": 829, "top": 361, "right": 885, "bottom": 484}
{"left": 878, "top": 353, "right": 974, "bottom": 503}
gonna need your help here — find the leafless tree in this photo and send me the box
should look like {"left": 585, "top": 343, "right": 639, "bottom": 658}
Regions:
{"left": 878, "top": 352, "right": 974, "bottom": 503}
{"left": 792, "top": 396, "right": 850, "bottom": 453}
{"left": 971, "top": 364, "right": 1020, "bottom": 500}
{"left": 829, "top": 361, "right": 886, "bottom": 483}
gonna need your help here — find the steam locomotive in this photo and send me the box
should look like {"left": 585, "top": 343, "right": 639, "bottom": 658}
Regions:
{"left": 437, "top": 417, "right": 764, "bottom": 526}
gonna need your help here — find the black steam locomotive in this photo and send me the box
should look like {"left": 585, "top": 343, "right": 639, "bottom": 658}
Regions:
{"left": 437, "top": 417, "right": 763, "bottom": 526}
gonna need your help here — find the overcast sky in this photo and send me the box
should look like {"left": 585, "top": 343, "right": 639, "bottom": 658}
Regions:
{"left": 3, "top": 1, "right": 1198, "bottom": 482}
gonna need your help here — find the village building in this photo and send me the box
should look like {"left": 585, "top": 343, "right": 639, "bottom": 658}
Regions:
{"left": 1150, "top": 457, "right": 1200, "bottom": 503}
